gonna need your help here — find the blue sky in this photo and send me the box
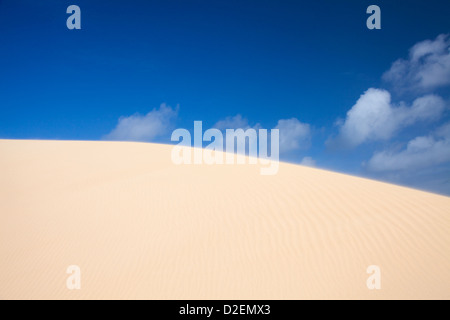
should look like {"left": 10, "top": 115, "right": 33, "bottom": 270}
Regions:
{"left": 1, "top": 0, "right": 450, "bottom": 194}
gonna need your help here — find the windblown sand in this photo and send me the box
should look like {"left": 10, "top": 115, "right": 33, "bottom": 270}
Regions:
{"left": 0, "top": 140, "right": 449, "bottom": 299}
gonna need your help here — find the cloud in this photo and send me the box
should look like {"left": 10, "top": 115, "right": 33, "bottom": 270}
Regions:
{"left": 437, "top": 121, "right": 450, "bottom": 137}
{"left": 275, "top": 118, "right": 311, "bottom": 153}
{"left": 103, "top": 104, "right": 178, "bottom": 142}
{"left": 383, "top": 34, "right": 450, "bottom": 93}
{"left": 300, "top": 157, "right": 316, "bottom": 167}
{"left": 367, "top": 122, "right": 450, "bottom": 172}
{"left": 327, "top": 88, "right": 445, "bottom": 149}
{"left": 213, "top": 114, "right": 255, "bottom": 130}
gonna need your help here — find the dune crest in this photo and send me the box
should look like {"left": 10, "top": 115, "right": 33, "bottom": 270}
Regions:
{"left": 0, "top": 140, "right": 449, "bottom": 299}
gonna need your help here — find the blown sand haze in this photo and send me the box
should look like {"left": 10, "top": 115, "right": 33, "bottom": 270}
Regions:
{"left": 0, "top": 139, "right": 449, "bottom": 299}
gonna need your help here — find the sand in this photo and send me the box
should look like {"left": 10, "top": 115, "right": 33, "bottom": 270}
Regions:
{"left": 0, "top": 139, "right": 449, "bottom": 300}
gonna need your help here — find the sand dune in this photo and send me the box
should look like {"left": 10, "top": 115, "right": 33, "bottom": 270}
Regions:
{"left": 0, "top": 139, "right": 449, "bottom": 300}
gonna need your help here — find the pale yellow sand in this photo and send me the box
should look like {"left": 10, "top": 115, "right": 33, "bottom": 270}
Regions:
{"left": 0, "top": 140, "right": 449, "bottom": 300}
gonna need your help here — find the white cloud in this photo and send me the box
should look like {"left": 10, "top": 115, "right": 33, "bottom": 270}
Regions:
{"left": 327, "top": 88, "right": 445, "bottom": 149}
{"left": 383, "top": 34, "right": 450, "bottom": 92}
{"left": 103, "top": 104, "right": 178, "bottom": 142}
{"left": 367, "top": 122, "right": 450, "bottom": 172}
{"left": 436, "top": 121, "right": 450, "bottom": 138}
{"left": 213, "top": 114, "right": 254, "bottom": 130}
{"left": 300, "top": 157, "right": 316, "bottom": 167}
{"left": 275, "top": 118, "right": 311, "bottom": 153}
